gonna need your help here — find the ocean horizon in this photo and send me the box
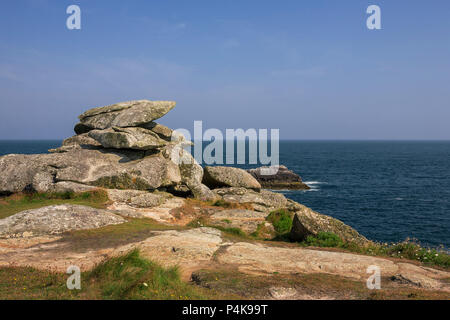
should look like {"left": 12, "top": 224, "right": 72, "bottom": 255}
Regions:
{"left": 1, "top": 139, "right": 449, "bottom": 249}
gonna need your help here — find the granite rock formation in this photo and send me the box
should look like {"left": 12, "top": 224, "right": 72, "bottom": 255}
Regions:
{"left": 247, "top": 165, "right": 310, "bottom": 190}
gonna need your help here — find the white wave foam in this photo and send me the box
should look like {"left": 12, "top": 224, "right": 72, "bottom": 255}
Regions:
{"left": 304, "top": 181, "right": 327, "bottom": 185}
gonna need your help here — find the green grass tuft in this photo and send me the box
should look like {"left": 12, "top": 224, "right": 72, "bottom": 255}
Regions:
{"left": 87, "top": 249, "right": 207, "bottom": 299}
{"left": 306, "top": 232, "right": 344, "bottom": 247}
{"left": 266, "top": 209, "right": 293, "bottom": 235}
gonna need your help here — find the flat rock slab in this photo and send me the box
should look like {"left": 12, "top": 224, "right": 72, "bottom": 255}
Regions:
{"left": 78, "top": 100, "right": 176, "bottom": 130}
{"left": 107, "top": 196, "right": 185, "bottom": 222}
{"left": 106, "top": 189, "right": 170, "bottom": 208}
{"left": 210, "top": 209, "right": 273, "bottom": 235}
{"left": 217, "top": 242, "right": 450, "bottom": 291}
{"left": 123, "top": 227, "right": 223, "bottom": 269}
{"left": 0, "top": 204, "right": 125, "bottom": 238}
{"left": 88, "top": 127, "right": 168, "bottom": 150}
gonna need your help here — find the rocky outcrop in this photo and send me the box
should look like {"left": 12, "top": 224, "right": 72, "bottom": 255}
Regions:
{"left": 77, "top": 100, "right": 176, "bottom": 131}
{"left": 247, "top": 165, "right": 310, "bottom": 190}
{"left": 0, "top": 148, "right": 179, "bottom": 193}
{"left": 0, "top": 98, "right": 369, "bottom": 251}
{"left": 0, "top": 205, "right": 125, "bottom": 238}
{"left": 0, "top": 99, "right": 211, "bottom": 199}
{"left": 290, "top": 205, "right": 369, "bottom": 245}
{"left": 203, "top": 166, "right": 261, "bottom": 191}
{"left": 211, "top": 186, "right": 368, "bottom": 244}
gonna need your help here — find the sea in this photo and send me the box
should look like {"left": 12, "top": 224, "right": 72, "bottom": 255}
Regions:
{"left": 0, "top": 140, "right": 449, "bottom": 249}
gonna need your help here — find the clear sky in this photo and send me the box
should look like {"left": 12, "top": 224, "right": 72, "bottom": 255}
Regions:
{"left": 0, "top": 0, "right": 449, "bottom": 140}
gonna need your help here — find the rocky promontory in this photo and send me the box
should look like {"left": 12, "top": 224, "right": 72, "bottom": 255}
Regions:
{"left": 3, "top": 100, "right": 447, "bottom": 299}
{"left": 0, "top": 99, "right": 365, "bottom": 244}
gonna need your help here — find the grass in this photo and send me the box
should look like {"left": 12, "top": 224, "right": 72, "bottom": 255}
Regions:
{"left": 298, "top": 232, "right": 450, "bottom": 269}
{"left": 305, "top": 232, "right": 344, "bottom": 248}
{"left": 0, "top": 189, "right": 110, "bottom": 219}
{"left": 0, "top": 249, "right": 236, "bottom": 300}
{"left": 87, "top": 249, "right": 207, "bottom": 299}
{"left": 266, "top": 209, "right": 293, "bottom": 235}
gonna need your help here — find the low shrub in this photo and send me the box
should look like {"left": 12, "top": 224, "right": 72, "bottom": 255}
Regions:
{"left": 266, "top": 209, "right": 293, "bottom": 235}
{"left": 306, "top": 232, "right": 344, "bottom": 247}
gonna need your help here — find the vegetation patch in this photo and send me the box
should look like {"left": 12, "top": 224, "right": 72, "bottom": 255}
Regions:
{"left": 297, "top": 233, "right": 450, "bottom": 269}
{"left": 0, "top": 189, "right": 110, "bottom": 219}
{"left": 0, "top": 250, "right": 234, "bottom": 300}
{"left": 87, "top": 249, "right": 207, "bottom": 299}
{"left": 305, "top": 232, "right": 344, "bottom": 248}
{"left": 266, "top": 209, "right": 293, "bottom": 235}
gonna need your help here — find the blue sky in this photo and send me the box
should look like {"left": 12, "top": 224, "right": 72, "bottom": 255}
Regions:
{"left": 0, "top": 0, "right": 449, "bottom": 140}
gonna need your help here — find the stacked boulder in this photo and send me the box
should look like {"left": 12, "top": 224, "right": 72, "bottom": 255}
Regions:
{"left": 0, "top": 100, "right": 215, "bottom": 201}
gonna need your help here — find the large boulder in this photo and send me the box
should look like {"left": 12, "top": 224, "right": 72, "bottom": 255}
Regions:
{"left": 88, "top": 127, "right": 168, "bottom": 150}
{"left": 247, "top": 165, "right": 310, "bottom": 190}
{"left": 0, "top": 148, "right": 181, "bottom": 193}
{"left": 0, "top": 137, "right": 209, "bottom": 200}
{"left": 290, "top": 205, "right": 369, "bottom": 245}
{"left": 77, "top": 100, "right": 176, "bottom": 131}
{"left": 0, "top": 205, "right": 125, "bottom": 238}
{"left": 203, "top": 166, "right": 261, "bottom": 191}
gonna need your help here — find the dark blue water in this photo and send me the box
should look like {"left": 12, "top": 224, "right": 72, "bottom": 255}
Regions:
{"left": 1, "top": 140, "right": 449, "bottom": 248}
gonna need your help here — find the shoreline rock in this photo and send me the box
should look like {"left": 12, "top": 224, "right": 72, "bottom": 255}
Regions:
{"left": 203, "top": 166, "right": 261, "bottom": 191}
{"left": 247, "top": 165, "right": 310, "bottom": 190}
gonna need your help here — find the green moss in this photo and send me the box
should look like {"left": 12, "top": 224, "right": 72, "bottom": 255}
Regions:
{"left": 266, "top": 209, "right": 293, "bottom": 235}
